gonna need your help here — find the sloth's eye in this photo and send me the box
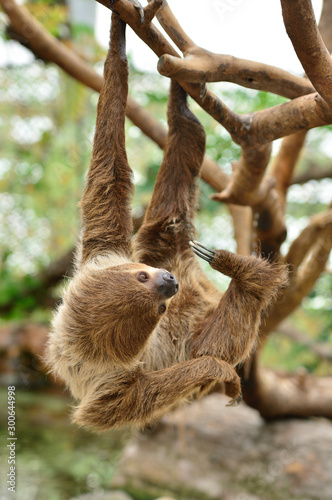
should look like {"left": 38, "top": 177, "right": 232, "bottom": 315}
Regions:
{"left": 138, "top": 271, "right": 149, "bottom": 282}
{"left": 158, "top": 304, "right": 166, "bottom": 314}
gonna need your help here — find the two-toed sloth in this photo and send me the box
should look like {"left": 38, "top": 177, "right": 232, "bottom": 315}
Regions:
{"left": 46, "top": 13, "right": 288, "bottom": 431}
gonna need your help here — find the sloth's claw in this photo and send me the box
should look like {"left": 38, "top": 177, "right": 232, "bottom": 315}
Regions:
{"left": 226, "top": 392, "right": 242, "bottom": 407}
{"left": 129, "top": 0, "right": 145, "bottom": 23}
{"left": 190, "top": 240, "right": 216, "bottom": 263}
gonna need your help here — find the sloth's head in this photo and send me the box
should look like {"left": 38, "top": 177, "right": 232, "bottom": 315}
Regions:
{"left": 59, "top": 262, "right": 179, "bottom": 364}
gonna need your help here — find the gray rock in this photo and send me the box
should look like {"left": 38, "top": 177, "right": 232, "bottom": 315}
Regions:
{"left": 111, "top": 394, "right": 332, "bottom": 500}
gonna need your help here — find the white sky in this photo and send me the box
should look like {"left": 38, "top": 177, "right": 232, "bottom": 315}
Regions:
{"left": 96, "top": 0, "right": 324, "bottom": 75}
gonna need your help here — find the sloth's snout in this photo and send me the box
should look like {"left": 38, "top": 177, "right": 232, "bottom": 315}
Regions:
{"left": 156, "top": 270, "right": 179, "bottom": 298}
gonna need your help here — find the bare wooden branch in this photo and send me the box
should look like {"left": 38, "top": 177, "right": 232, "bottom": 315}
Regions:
{"left": 284, "top": 209, "right": 332, "bottom": 270}
{"left": 262, "top": 222, "right": 332, "bottom": 334}
{"left": 249, "top": 131, "right": 307, "bottom": 257}
{"left": 276, "top": 322, "right": 332, "bottom": 363}
{"left": 254, "top": 188, "right": 287, "bottom": 258}
{"left": 269, "top": 131, "right": 308, "bottom": 199}
{"left": 243, "top": 357, "right": 332, "bottom": 419}
{"left": 158, "top": 51, "right": 315, "bottom": 100}
{"left": 143, "top": 0, "right": 164, "bottom": 25}
{"left": 319, "top": 0, "right": 332, "bottom": 52}
{"left": 281, "top": 0, "right": 332, "bottom": 108}
{"left": 155, "top": 1, "right": 313, "bottom": 99}
{"left": 150, "top": 0, "right": 195, "bottom": 53}
{"left": 211, "top": 144, "right": 274, "bottom": 206}
{"left": 229, "top": 206, "right": 253, "bottom": 256}
{"left": 291, "top": 165, "right": 332, "bottom": 184}
{"left": 97, "top": 0, "right": 332, "bottom": 146}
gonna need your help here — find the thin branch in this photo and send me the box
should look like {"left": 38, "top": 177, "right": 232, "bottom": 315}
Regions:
{"left": 284, "top": 209, "right": 332, "bottom": 270}
{"left": 228, "top": 205, "right": 253, "bottom": 256}
{"left": 281, "top": 0, "right": 332, "bottom": 108}
{"left": 291, "top": 165, "right": 332, "bottom": 184}
{"left": 150, "top": 0, "right": 195, "bottom": 53}
{"left": 276, "top": 322, "right": 332, "bottom": 363}
{"left": 158, "top": 51, "right": 315, "bottom": 100}
{"left": 262, "top": 221, "right": 332, "bottom": 334}
{"left": 269, "top": 131, "right": 307, "bottom": 199}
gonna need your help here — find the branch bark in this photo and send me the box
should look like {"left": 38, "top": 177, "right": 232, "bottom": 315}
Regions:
{"left": 291, "top": 164, "right": 332, "bottom": 184}
{"left": 281, "top": 0, "right": 332, "bottom": 108}
{"left": 158, "top": 51, "right": 315, "bottom": 100}
{"left": 211, "top": 144, "right": 274, "bottom": 206}
{"left": 97, "top": 0, "right": 332, "bottom": 146}
{"left": 155, "top": 1, "right": 314, "bottom": 99}
{"left": 262, "top": 214, "right": 332, "bottom": 335}
{"left": 276, "top": 322, "right": 332, "bottom": 363}
{"left": 242, "top": 356, "right": 332, "bottom": 419}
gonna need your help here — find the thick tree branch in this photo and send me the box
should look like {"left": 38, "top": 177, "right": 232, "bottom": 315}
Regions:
{"left": 254, "top": 188, "right": 287, "bottom": 259}
{"left": 319, "top": 0, "right": 332, "bottom": 52}
{"left": 246, "top": 131, "right": 307, "bottom": 258}
{"left": 281, "top": 0, "right": 332, "bottom": 108}
{"left": 242, "top": 356, "right": 332, "bottom": 419}
{"left": 158, "top": 51, "right": 314, "bottom": 100}
{"left": 155, "top": 1, "right": 314, "bottom": 99}
{"left": 211, "top": 144, "right": 274, "bottom": 206}
{"left": 98, "top": 0, "right": 332, "bottom": 146}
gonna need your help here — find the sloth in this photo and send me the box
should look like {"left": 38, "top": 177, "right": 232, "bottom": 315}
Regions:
{"left": 46, "top": 13, "right": 288, "bottom": 431}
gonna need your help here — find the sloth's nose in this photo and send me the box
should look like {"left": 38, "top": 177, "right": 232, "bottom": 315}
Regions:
{"left": 157, "top": 271, "right": 179, "bottom": 298}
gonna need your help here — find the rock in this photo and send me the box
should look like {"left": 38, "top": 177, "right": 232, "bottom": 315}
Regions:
{"left": 111, "top": 394, "right": 332, "bottom": 500}
{"left": 69, "top": 490, "right": 133, "bottom": 500}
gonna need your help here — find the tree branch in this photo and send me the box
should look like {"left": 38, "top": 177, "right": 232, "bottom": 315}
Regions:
{"left": 158, "top": 52, "right": 314, "bottom": 100}
{"left": 98, "top": 0, "right": 332, "bottom": 146}
{"left": 291, "top": 165, "right": 332, "bottom": 184}
{"left": 281, "top": 0, "right": 332, "bottom": 108}
{"left": 262, "top": 217, "right": 332, "bottom": 334}
{"left": 211, "top": 144, "right": 274, "bottom": 206}
{"left": 269, "top": 131, "right": 308, "bottom": 199}
{"left": 242, "top": 355, "right": 332, "bottom": 419}
{"left": 284, "top": 209, "right": 332, "bottom": 270}
{"left": 154, "top": 1, "right": 314, "bottom": 99}
{"left": 318, "top": 0, "right": 332, "bottom": 52}
{"left": 276, "top": 322, "right": 332, "bottom": 363}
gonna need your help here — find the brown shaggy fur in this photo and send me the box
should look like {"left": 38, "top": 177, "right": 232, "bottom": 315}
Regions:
{"left": 46, "top": 15, "right": 288, "bottom": 431}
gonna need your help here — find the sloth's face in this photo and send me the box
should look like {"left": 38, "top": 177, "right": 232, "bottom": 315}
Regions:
{"left": 113, "top": 262, "right": 179, "bottom": 302}
{"left": 62, "top": 263, "right": 179, "bottom": 362}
